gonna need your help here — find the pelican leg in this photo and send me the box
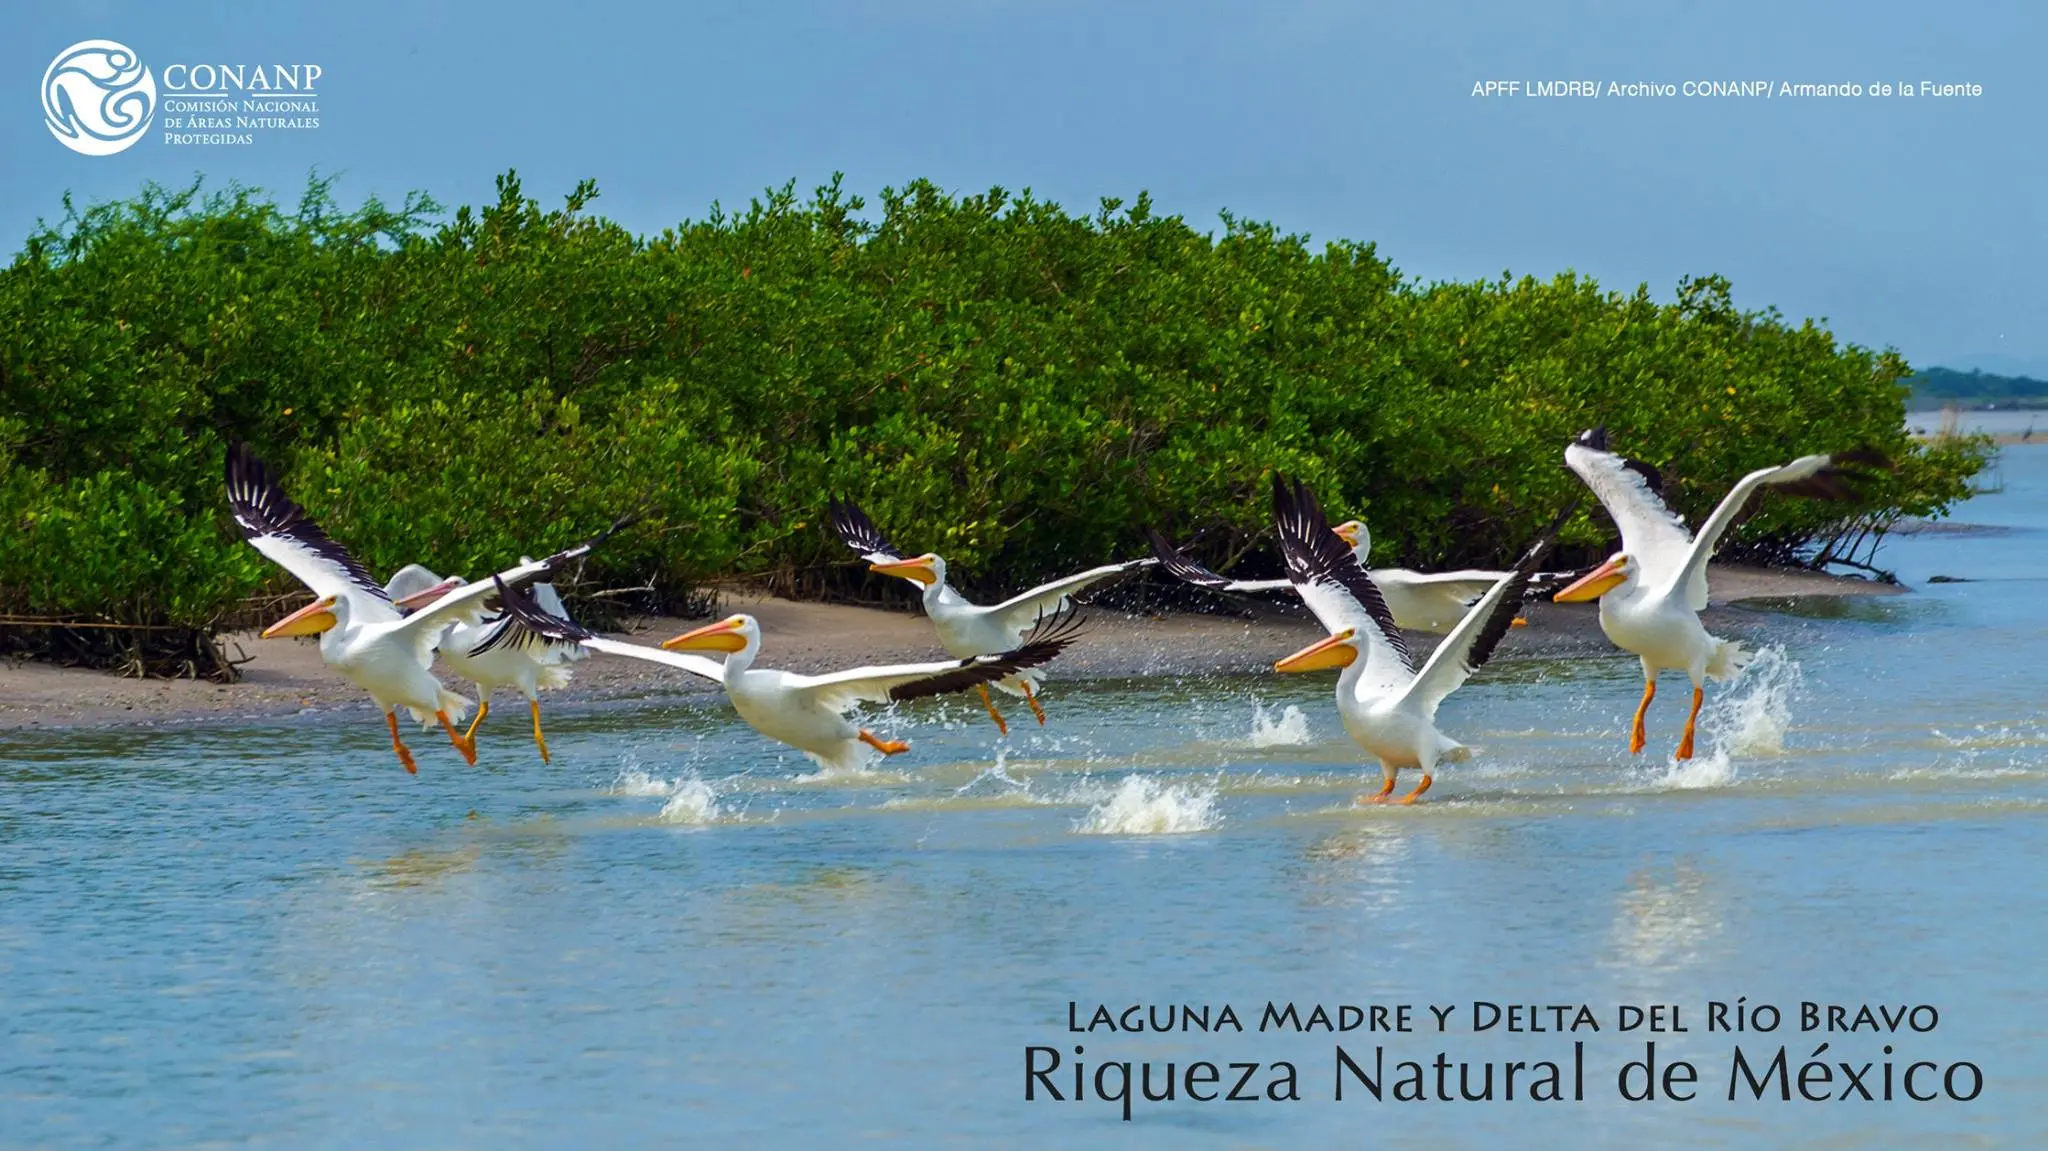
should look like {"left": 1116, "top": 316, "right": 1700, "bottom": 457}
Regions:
{"left": 529, "top": 698, "right": 551, "bottom": 764}
{"left": 439, "top": 709, "right": 478, "bottom": 765}
{"left": 1360, "top": 766, "right": 1397, "bottom": 804}
{"left": 386, "top": 711, "right": 419, "bottom": 775}
{"left": 1675, "top": 686, "right": 1705, "bottom": 761}
{"left": 859, "top": 728, "right": 910, "bottom": 756}
{"left": 1396, "top": 773, "right": 1435, "bottom": 805}
{"left": 462, "top": 698, "right": 491, "bottom": 744}
{"left": 1021, "top": 681, "right": 1047, "bottom": 725}
{"left": 1630, "top": 679, "right": 1657, "bottom": 755}
{"left": 975, "top": 684, "right": 1010, "bottom": 735}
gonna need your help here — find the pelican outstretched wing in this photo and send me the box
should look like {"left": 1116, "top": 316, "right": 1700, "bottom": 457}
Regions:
{"left": 1402, "top": 500, "right": 1577, "bottom": 714}
{"left": 985, "top": 560, "right": 1153, "bottom": 640}
{"left": 1272, "top": 474, "right": 1414, "bottom": 696}
{"left": 1145, "top": 528, "right": 1291, "bottom": 593}
{"left": 828, "top": 498, "right": 907, "bottom": 564}
{"left": 787, "top": 610, "right": 1085, "bottom": 714}
{"left": 227, "top": 442, "right": 398, "bottom": 624}
{"left": 1564, "top": 427, "right": 1695, "bottom": 590}
{"left": 1664, "top": 449, "right": 1891, "bottom": 610}
{"left": 485, "top": 574, "right": 725, "bottom": 683}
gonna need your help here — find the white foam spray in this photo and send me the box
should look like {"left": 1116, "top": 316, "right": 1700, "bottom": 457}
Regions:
{"left": 1649, "top": 644, "right": 1801, "bottom": 789}
{"left": 610, "top": 759, "right": 728, "bottom": 824}
{"left": 610, "top": 766, "right": 676, "bottom": 797}
{"left": 1073, "top": 775, "right": 1222, "bottom": 835}
{"left": 1248, "top": 701, "right": 1312, "bottom": 748}
{"left": 657, "top": 778, "right": 723, "bottom": 825}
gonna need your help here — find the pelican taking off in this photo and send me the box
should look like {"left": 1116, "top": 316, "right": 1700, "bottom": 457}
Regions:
{"left": 1552, "top": 427, "right": 1887, "bottom": 760}
{"left": 385, "top": 562, "right": 590, "bottom": 764}
{"left": 226, "top": 442, "right": 616, "bottom": 774}
{"left": 1147, "top": 522, "right": 1577, "bottom": 633}
{"left": 1270, "top": 475, "right": 1572, "bottom": 804}
{"left": 828, "top": 499, "right": 1151, "bottom": 733}
{"left": 492, "top": 577, "right": 1086, "bottom": 772}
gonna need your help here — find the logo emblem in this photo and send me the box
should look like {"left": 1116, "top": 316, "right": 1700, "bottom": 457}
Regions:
{"left": 43, "top": 40, "right": 156, "bottom": 156}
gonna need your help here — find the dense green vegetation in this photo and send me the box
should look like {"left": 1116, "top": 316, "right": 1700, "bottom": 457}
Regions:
{"left": 1907, "top": 366, "right": 2048, "bottom": 409}
{"left": 0, "top": 172, "right": 1987, "bottom": 672}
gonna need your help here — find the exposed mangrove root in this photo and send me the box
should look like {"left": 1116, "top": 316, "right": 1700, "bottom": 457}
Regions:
{"left": 0, "top": 619, "right": 245, "bottom": 682}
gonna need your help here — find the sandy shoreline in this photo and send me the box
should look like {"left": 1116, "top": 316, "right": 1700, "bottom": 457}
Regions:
{"left": 1, "top": 563, "right": 1901, "bottom": 734}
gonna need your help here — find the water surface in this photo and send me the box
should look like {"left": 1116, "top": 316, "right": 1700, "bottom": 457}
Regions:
{"left": 5, "top": 450, "right": 2046, "bottom": 1148}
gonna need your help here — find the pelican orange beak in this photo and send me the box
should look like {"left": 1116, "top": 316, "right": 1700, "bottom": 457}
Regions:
{"left": 394, "top": 577, "right": 464, "bottom": 612}
{"left": 870, "top": 553, "right": 939, "bottom": 586}
{"left": 1553, "top": 556, "right": 1628, "bottom": 603}
{"left": 662, "top": 616, "right": 749, "bottom": 654}
{"left": 1276, "top": 628, "right": 1358, "bottom": 673}
{"left": 1332, "top": 522, "right": 1362, "bottom": 547}
{"left": 262, "top": 595, "right": 339, "bottom": 638}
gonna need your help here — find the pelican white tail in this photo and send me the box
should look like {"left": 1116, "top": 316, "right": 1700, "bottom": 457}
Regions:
{"left": 1707, "top": 637, "right": 1752, "bottom": 682}
{"left": 537, "top": 663, "right": 574, "bottom": 691}
{"left": 408, "top": 688, "right": 473, "bottom": 728}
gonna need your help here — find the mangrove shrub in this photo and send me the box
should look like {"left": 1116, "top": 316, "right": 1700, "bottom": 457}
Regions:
{"left": 0, "top": 172, "right": 1986, "bottom": 668}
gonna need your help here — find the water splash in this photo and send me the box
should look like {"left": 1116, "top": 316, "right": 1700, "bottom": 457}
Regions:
{"left": 1072, "top": 775, "right": 1221, "bottom": 835}
{"left": 1248, "top": 702, "right": 1312, "bottom": 748}
{"left": 1647, "top": 645, "right": 1801, "bottom": 790}
{"left": 610, "top": 767, "right": 677, "bottom": 797}
{"left": 1703, "top": 644, "right": 1799, "bottom": 757}
{"left": 657, "top": 778, "right": 723, "bottom": 825}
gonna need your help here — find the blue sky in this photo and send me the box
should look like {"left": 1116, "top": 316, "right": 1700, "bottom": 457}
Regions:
{"left": 8, "top": 0, "right": 2042, "bottom": 372}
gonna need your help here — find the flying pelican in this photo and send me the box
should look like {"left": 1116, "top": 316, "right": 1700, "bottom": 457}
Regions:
{"left": 226, "top": 442, "right": 614, "bottom": 774}
{"left": 827, "top": 499, "right": 1151, "bottom": 733}
{"left": 1146, "top": 522, "right": 1578, "bottom": 633}
{"left": 384, "top": 562, "right": 588, "bottom": 764}
{"left": 490, "top": 577, "right": 1085, "bottom": 771}
{"left": 1551, "top": 427, "right": 1887, "bottom": 760}
{"left": 1270, "top": 475, "right": 1571, "bottom": 804}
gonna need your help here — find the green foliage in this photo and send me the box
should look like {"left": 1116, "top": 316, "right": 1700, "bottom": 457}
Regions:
{"left": 0, "top": 172, "right": 1988, "bottom": 632}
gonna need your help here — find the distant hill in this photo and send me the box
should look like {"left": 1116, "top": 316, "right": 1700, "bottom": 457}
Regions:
{"left": 1906, "top": 366, "right": 2048, "bottom": 409}
{"left": 1939, "top": 353, "right": 2048, "bottom": 380}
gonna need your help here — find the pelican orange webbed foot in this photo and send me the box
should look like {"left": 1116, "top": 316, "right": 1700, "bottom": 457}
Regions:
{"left": 530, "top": 699, "right": 552, "bottom": 764}
{"left": 1022, "top": 681, "right": 1047, "bottom": 725}
{"left": 976, "top": 683, "right": 1010, "bottom": 734}
{"left": 1358, "top": 776, "right": 1397, "bottom": 805}
{"left": 386, "top": 711, "right": 419, "bottom": 775}
{"left": 1396, "top": 774, "right": 1435, "bottom": 805}
{"left": 858, "top": 729, "right": 910, "bottom": 756}
{"left": 1630, "top": 679, "right": 1656, "bottom": 756}
{"left": 1674, "top": 686, "right": 1704, "bottom": 760}
{"left": 439, "top": 709, "right": 478, "bottom": 765}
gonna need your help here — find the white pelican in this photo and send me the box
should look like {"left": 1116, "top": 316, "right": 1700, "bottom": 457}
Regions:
{"left": 1269, "top": 475, "right": 1570, "bottom": 804}
{"left": 490, "top": 577, "right": 1085, "bottom": 772}
{"left": 226, "top": 443, "right": 611, "bottom": 774}
{"left": 1146, "top": 523, "right": 1578, "bottom": 633}
{"left": 1552, "top": 427, "right": 1887, "bottom": 760}
{"left": 383, "top": 562, "right": 588, "bottom": 763}
{"left": 827, "top": 499, "right": 1152, "bottom": 733}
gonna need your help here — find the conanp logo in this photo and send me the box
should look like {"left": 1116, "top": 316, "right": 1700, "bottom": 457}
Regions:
{"left": 42, "top": 39, "right": 157, "bottom": 155}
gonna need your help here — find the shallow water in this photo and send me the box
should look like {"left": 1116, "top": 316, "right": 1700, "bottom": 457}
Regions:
{"left": 6, "top": 453, "right": 2048, "bottom": 1147}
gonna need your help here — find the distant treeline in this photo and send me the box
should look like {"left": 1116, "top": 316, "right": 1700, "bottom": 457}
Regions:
{"left": 1907, "top": 366, "right": 2048, "bottom": 408}
{"left": 0, "top": 172, "right": 1987, "bottom": 669}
